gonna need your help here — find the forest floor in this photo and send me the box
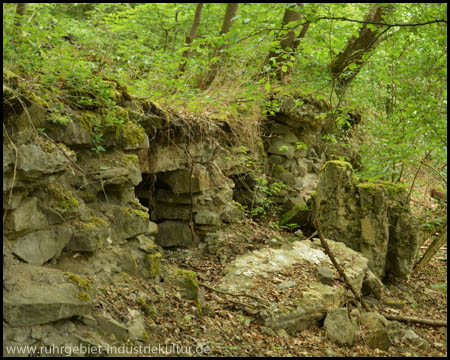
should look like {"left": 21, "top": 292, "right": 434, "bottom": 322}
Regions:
{"left": 100, "top": 218, "right": 447, "bottom": 357}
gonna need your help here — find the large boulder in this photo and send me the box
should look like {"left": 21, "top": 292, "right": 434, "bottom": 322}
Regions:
{"left": 3, "top": 264, "right": 93, "bottom": 327}
{"left": 313, "top": 161, "right": 361, "bottom": 250}
{"left": 314, "top": 161, "right": 419, "bottom": 280}
{"left": 216, "top": 238, "right": 368, "bottom": 334}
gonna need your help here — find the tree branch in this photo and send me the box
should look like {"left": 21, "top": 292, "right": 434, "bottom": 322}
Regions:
{"left": 313, "top": 16, "right": 447, "bottom": 27}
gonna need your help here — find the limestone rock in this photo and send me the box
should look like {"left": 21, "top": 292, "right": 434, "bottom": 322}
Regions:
{"left": 364, "top": 328, "right": 392, "bottom": 350}
{"left": 195, "top": 210, "right": 221, "bottom": 225}
{"left": 151, "top": 203, "right": 191, "bottom": 221}
{"left": 277, "top": 96, "right": 332, "bottom": 132}
{"left": 148, "top": 142, "right": 213, "bottom": 173}
{"left": 314, "top": 161, "right": 419, "bottom": 281}
{"left": 280, "top": 199, "right": 310, "bottom": 227}
{"left": 3, "top": 264, "right": 92, "bottom": 327}
{"left": 127, "top": 318, "right": 149, "bottom": 342}
{"left": 324, "top": 308, "right": 358, "bottom": 345}
{"left": 4, "top": 197, "right": 48, "bottom": 233}
{"left": 217, "top": 239, "right": 368, "bottom": 334}
{"left": 43, "top": 112, "right": 92, "bottom": 146}
{"left": 160, "top": 164, "right": 210, "bottom": 194}
{"left": 362, "top": 269, "right": 384, "bottom": 299}
{"left": 17, "top": 143, "right": 71, "bottom": 181}
{"left": 268, "top": 139, "right": 295, "bottom": 159}
{"left": 105, "top": 204, "right": 151, "bottom": 241}
{"left": 360, "top": 312, "right": 388, "bottom": 330}
{"left": 357, "top": 184, "right": 390, "bottom": 279}
{"left": 162, "top": 265, "right": 200, "bottom": 303}
{"left": 93, "top": 311, "right": 128, "bottom": 340}
{"left": 316, "top": 266, "right": 334, "bottom": 286}
{"left": 156, "top": 221, "right": 196, "bottom": 248}
{"left": 313, "top": 161, "right": 361, "bottom": 251}
{"left": 12, "top": 225, "right": 72, "bottom": 265}
{"left": 386, "top": 195, "right": 419, "bottom": 279}
{"left": 67, "top": 218, "right": 109, "bottom": 252}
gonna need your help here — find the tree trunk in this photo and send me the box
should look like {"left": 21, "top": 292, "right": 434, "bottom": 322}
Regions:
{"left": 199, "top": 3, "right": 239, "bottom": 89}
{"left": 178, "top": 3, "right": 204, "bottom": 75}
{"left": 263, "top": 3, "right": 310, "bottom": 81}
{"left": 14, "top": 3, "right": 27, "bottom": 30}
{"left": 330, "top": 5, "right": 393, "bottom": 92}
{"left": 220, "top": 3, "right": 239, "bottom": 35}
{"left": 414, "top": 225, "right": 447, "bottom": 272}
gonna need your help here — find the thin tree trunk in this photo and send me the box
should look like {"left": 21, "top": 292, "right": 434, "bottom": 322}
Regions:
{"left": 172, "top": 5, "right": 179, "bottom": 52}
{"left": 263, "top": 3, "right": 310, "bottom": 81}
{"left": 414, "top": 225, "right": 447, "bottom": 272}
{"left": 199, "top": 3, "right": 239, "bottom": 89}
{"left": 178, "top": 3, "right": 204, "bottom": 75}
{"left": 219, "top": 3, "right": 239, "bottom": 35}
{"left": 14, "top": 3, "right": 27, "bottom": 32}
{"left": 330, "top": 5, "right": 393, "bottom": 92}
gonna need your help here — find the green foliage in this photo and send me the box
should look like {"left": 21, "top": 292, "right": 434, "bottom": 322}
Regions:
{"left": 3, "top": 3, "right": 446, "bottom": 197}
{"left": 249, "top": 177, "right": 285, "bottom": 219}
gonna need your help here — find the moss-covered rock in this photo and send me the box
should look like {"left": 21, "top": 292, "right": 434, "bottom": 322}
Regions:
{"left": 146, "top": 252, "right": 162, "bottom": 278}
{"left": 120, "top": 122, "right": 146, "bottom": 150}
{"left": 314, "top": 161, "right": 419, "bottom": 281}
{"left": 67, "top": 216, "right": 109, "bottom": 252}
{"left": 164, "top": 265, "right": 201, "bottom": 306}
{"left": 280, "top": 201, "right": 310, "bottom": 227}
{"left": 64, "top": 272, "right": 93, "bottom": 291}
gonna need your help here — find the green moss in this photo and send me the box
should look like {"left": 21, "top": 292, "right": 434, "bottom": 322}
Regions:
{"left": 124, "top": 207, "right": 149, "bottom": 220}
{"left": 79, "top": 111, "right": 97, "bottom": 132}
{"left": 174, "top": 268, "right": 201, "bottom": 309}
{"left": 26, "top": 91, "right": 50, "bottom": 108}
{"left": 49, "top": 113, "right": 72, "bottom": 125}
{"left": 42, "top": 141, "right": 57, "bottom": 153}
{"left": 122, "top": 123, "right": 146, "bottom": 148}
{"left": 78, "top": 292, "right": 91, "bottom": 301}
{"left": 357, "top": 182, "right": 384, "bottom": 193}
{"left": 78, "top": 221, "right": 97, "bottom": 231}
{"left": 142, "top": 298, "right": 156, "bottom": 319}
{"left": 146, "top": 253, "right": 162, "bottom": 278}
{"left": 274, "top": 165, "right": 287, "bottom": 175}
{"left": 378, "top": 181, "right": 408, "bottom": 195}
{"left": 64, "top": 272, "right": 93, "bottom": 291}
{"left": 90, "top": 216, "right": 108, "bottom": 226}
{"left": 358, "top": 181, "right": 407, "bottom": 196}
{"left": 122, "top": 154, "right": 139, "bottom": 167}
{"left": 325, "top": 160, "right": 353, "bottom": 170}
{"left": 47, "top": 184, "right": 80, "bottom": 210}
{"left": 280, "top": 202, "right": 309, "bottom": 226}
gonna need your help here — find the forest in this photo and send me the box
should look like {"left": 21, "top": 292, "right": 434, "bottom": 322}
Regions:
{"left": 2, "top": 3, "right": 447, "bottom": 357}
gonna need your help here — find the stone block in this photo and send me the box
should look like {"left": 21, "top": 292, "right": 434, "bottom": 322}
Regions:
{"left": 268, "top": 140, "right": 295, "bottom": 159}
{"left": 4, "top": 197, "right": 48, "bottom": 233}
{"left": 195, "top": 211, "right": 221, "bottom": 225}
{"left": 156, "top": 221, "right": 196, "bottom": 248}
{"left": 12, "top": 225, "right": 72, "bottom": 265}
{"left": 3, "top": 264, "right": 92, "bottom": 327}
{"left": 160, "top": 165, "right": 210, "bottom": 194}
{"left": 324, "top": 308, "right": 358, "bottom": 345}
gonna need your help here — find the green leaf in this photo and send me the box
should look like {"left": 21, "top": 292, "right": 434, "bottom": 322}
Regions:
{"left": 265, "top": 81, "right": 271, "bottom": 92}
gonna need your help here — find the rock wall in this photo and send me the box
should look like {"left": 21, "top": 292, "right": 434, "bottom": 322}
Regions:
{"left": 3, "top": 72, "right": 419, "bottom": 352}
{"left": 313, "top": 161, "right": 419, "bottom": 280}
{"left": 3, "top": 74, "right": 165, "bottom": 348}
{"left": 263, "top": 95, "right": 334, "bottom": 228}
